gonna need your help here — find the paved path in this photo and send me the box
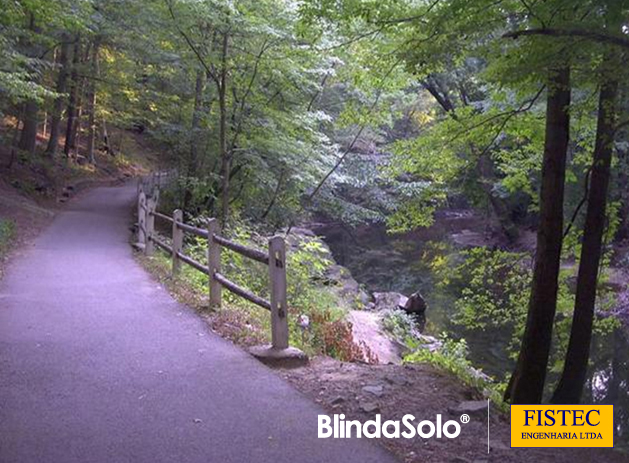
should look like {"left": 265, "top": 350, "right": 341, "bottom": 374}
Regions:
{"left": 0, "top": 184, "right": 397, "bottom": 463}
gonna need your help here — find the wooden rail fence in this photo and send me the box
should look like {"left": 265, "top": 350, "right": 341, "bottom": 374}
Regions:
{"left": 136, "top": 184, "right": 289, "bottom": 350}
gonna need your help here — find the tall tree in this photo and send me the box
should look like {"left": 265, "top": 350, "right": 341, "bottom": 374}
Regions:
{"left": 46, "top": 35, "right": 71, "bottom": 156}
{"left": 505, "top": 66, "right": 571, "bottom": 404}
{"left": 552, "top": 59, "right": 620, "bottom": 404}
{"left": 86, "top": 37, "right": 101, "bottom": 164}
{"left": 64, "top": 35, "right": 81, "bottom": 157}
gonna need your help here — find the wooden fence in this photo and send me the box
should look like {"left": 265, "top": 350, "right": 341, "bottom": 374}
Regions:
{"left": 136, "top": 184, "right": 289, "bottom": 350}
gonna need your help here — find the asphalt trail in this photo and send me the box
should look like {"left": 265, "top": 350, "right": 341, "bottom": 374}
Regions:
{"left": 0, "top": 183, "right": 397, "bottom": 463}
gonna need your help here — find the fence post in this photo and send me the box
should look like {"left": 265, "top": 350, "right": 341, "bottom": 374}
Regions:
{"left": 145, "top": 195, "right": 156, "bottom": 256}
{"left": 172, "top": 209, "right": 183, "bottom": 275}
{"left": 269, "top": 236, "right": 289, "bottom": 349}
{"left": 207, "top": 218, "right": 222, "bottom": 308}
{"left": 137, "top": 191, "right": 146, "bottom": 247}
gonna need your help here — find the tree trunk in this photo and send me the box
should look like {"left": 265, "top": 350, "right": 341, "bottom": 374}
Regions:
{"left": 86, "top": 38, "right": 101, "bottom": 164}
{"left": 551, "top": 75, "right": 618, "bottom": 404}
{"left": 46, "top": 36, "right": 71, "bottom": 156}
{"left": 17, "top": 14, "right": 40, "bottom": 155}
{"left": 18, "top": 100, "right": 39, "bottom": 154}
{"left": 218, "top": 33, "right": 230, "bottom": 227}
{"left": 505, "top": 66, "right": 571, "bottom": 404}
{"left": 7, "top": 109, "right": 24, "bottom": 169}
{"left": 183, "top": 69, "right": 206, "bottom": 212}
{"left": 64, "top": 36, "right": 81, "bottom": 157}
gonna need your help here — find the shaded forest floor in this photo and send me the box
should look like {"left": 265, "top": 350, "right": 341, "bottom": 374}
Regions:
{"left": 0, "top": 119, "right": 160, "bottom": 275}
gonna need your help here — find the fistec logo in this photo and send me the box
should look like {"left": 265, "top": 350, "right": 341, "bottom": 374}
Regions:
{"left": 511, "top": 405, "right": 613, "bottom": 447}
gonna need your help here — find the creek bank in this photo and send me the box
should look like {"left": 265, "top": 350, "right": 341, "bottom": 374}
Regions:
{"left": 286, "top": 226, "right": 461, "bottom": 366}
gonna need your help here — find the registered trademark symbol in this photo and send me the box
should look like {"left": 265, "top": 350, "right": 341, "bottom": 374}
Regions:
{"left": 460, "top": 414, "right": 470, "bottom": 424}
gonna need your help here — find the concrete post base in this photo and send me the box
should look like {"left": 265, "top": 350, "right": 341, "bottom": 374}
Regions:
{"left": 249, "top": 345, "right": 308, "bottom": 368}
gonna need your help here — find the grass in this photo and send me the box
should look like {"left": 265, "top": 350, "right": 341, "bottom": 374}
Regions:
{"left": 0, "top": 218, "right": 16, "bottom": 255}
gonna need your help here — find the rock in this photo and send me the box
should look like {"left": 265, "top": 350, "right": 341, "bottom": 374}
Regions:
{"left": 417, "top": 334, "right": 442, "bottom": 352}
{"left": 362, "top": 385, "right": 384, "bottom": 397}
{"left": 323, "top": 264, "right": 371, "bottom": 308}
{"left": 450, "top": 400, "right": 488, "bottom": 416}
{"left": 384, "top": 374, "right": 409, "bottom": 386}
{"left": 371, "top": 292, "right": 407, "bottom": 311}
{"left": 359, "top": 401, "right": 380, "bottom": 414}
{"left": 330, "top": 396, "right": 345, "bottom": 405}
{"left": 403, "top": 291, "right": 427, "bottom": 316}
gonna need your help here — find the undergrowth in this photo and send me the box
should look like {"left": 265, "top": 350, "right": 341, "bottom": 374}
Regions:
{"left": 138, "top": 221, "right": 377, "bottom": 363}
{"left": 0, "top": 218, "right": 15, "bottom": 255}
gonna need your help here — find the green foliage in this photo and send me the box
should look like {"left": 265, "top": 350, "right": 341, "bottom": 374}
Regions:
{"left": 381, "top": 308, "right": 422, "bottom": 350}
{"left": 404, "top": 333, "right": 505, "bottom": 406}
{"left": 149, "top": 218, "right": 372, "bottom": 358}
{"left": 450, "top": 248, "right": 531, "bottom": 330}
{"left": 427, "top": 245, "right": 621, "bottom": 380}
{"left": 0, "top": 219, "right": 16, "bottom": 255}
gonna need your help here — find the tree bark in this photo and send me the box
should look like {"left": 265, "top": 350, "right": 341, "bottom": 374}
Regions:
{"left": 18, "top": 100, "right": 39, "bottom": 154}
{"left": 505, "top": 66, "right": 571, "bottom": 404}
{"left": 551, "top": 75, "right": 618, "bottom": 404}
{"left": 46, "top": 36, "right": 71, "bottom": 156}
{"left": 86, "top": 38, "right": 101, "bottom": 164}
{"left": 64, "top": 36, "right": 81, "bottom": 157}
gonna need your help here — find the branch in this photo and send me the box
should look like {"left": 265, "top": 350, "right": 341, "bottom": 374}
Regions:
{"left": 563, "top": 165, "right": 593, "bottom": 238}
{"left": 614, "top": 118, "right": 629, "bottom": 134}
{"left": 375, "top": 0, "right": 441, "bottom": 25}
{"left": 474, "top": 85, "right": 545, "bottom": 159}
{"left": 518, "top": 0, "right": 546, "bottom": 28}
{"left": 447, "top": 85, "right": 545, "bottom": 145}
{"left": 306, "top": 58, "right": 403, "bottom": 201}
{"left": 307, "top": 65, "right": 335, "bottom": 112}
{"left": 503, "top": 28, "right": 629, "bottom": 49}
{"left": 317, "top": 28, "right": 385, "bottom": 52}
{"left": 164, "top": 0, "right": 217, "bottom": 82}
{"left": 229, "top": 39, "right": 271, "bottom": 151}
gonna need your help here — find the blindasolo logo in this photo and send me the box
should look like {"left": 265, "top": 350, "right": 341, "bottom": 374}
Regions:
{"left": 511, "top": 405, "right": 614, "bottom": 448}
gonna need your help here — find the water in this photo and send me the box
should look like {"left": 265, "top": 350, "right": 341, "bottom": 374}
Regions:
{"left": 313, "top": 216, "right": 629, "bottom": 448}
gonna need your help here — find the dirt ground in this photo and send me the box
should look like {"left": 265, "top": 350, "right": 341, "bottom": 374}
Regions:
{"left": 279, "top": 357, "right": 628, "bottom": 463}
{"left": 0, "top": 123, "right": 158, "bottom": 274}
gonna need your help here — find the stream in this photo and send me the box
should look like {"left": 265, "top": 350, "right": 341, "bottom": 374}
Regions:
{"left": 313, "top": 210, "right": 629, "bottom": 447}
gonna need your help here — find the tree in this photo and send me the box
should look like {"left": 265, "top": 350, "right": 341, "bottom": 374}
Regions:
{"left": 505, "top": 66, "right": 571, "bottom": 404}
{"left": 86, "top": 36, "right": 101, "bottom": 164}
{"left": 46, "top": 34, "right": 71, "bottom": 156}
{"left": 552, "top": 58, "right": 620, "bottom": 404}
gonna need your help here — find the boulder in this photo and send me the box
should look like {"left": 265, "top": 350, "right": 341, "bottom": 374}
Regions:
{"left": 371, "top": 291, "right": 407, "bottom": 311}
{"left": 403, "top": 291, "right": 427, "bottom": 316}
{"left": 449, "top": 400, "right": 488, "bottom": 416}
{"left": 324, "top": 264, "right": 371, "bottom": 308}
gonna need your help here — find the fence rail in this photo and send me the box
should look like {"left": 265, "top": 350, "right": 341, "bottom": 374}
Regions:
{"left": 135, "top": 182, "right": 290, "bottom": 351}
